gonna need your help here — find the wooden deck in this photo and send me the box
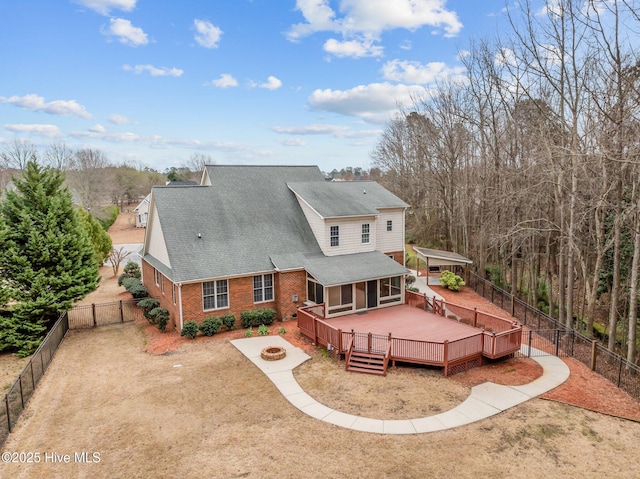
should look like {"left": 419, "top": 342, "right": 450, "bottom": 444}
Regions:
{"left": 297, "top": 294, "right": 523, "bottom": 376}
{"left": 325, "top": 305, "right": 481, "bottom": 344}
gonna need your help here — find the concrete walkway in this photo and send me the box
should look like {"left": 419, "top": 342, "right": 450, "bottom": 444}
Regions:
{"left": 231, "top": 336, "right": 570, "bottom": 435}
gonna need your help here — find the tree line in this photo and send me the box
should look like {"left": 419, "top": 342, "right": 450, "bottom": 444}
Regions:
{"left": 372, "top": 0, "right": 640, "bottom": 363}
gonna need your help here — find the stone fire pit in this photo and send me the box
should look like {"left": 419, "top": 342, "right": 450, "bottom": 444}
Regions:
{"left": 261, "top": 346, "right": 287, "bottom": 361}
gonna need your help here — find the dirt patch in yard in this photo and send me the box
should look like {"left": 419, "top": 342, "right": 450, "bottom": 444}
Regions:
{"left": 107, "top": 210, "right": 145, "bottom": 244}
{"left": 2, "top": 323, "right": 640, "bottom": 479}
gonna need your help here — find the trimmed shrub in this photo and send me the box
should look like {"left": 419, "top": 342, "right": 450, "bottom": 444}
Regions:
{"left": 121, "top": 276, "right": 148, "bottom": 299}
{"left": 137, "top": 298, "right": 160, "bottom": 322}
{"left": 438, "top": 270, "right": 465, "bottom": 292}
{"left": 220, "top": 313, "right": 236, "bottom": 330}
{"left": 181, "top": 320, "right": 199, "bottom": 339}
{"left": 240, "top": 308, "right": 276, "bottom": 328}
{"left": 406, "top": 286, "right": 420, "bottom": 293}
{"left": 118, "top": 261, "right": 141, "bottom": 286}
{"left": 200, "top": 316, "right": 222, "bottom": 336}
{"left": 148, "top": 307, "right": 170, "bottom": 332}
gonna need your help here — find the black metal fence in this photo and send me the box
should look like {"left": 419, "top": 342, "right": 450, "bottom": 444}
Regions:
{"left": 67, "top": 299, "right": 145, "bottom": 329}
{"left": 468, "top": 272, "right": 640, "bottom": 401}
{"left": 1, "top": 299, "right": 145, "bottom": 446}
{"left": 1, "top": 312, "right": 69, "bottom": 446}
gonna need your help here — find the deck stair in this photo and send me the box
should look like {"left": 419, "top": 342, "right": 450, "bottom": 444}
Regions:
{"left": 346, "top": 350, "right": 387, "bottom": 375}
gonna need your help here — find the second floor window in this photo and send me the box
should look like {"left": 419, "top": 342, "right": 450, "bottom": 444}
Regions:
{"left": 362, "top": 224, "right": 370, "bottom": 243}
{"left": 387, "top": 220, "right": 393, "bottom": 231}
{"left": 253, "top": 274, "right": 274, "bottom": 303}
{"left": 330, "top": 225, "right": 339, "bottom": 247}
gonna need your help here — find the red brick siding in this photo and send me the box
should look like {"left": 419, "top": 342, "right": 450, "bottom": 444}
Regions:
{"left": 142, "top": 262, "right": 308, "bottom": 329}
{"left": 386, "top": 250, "right": 405, "bottom": 265}
{"left": 275, "top": 270, "right": 307, "bottom": 321}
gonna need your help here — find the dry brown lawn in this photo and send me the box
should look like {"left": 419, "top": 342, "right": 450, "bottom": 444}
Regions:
{"left": 2, "top": 213, "right": 640, "bottom": 478}
{"left": 1, "top": 322, "right": 640, "bottom": 479}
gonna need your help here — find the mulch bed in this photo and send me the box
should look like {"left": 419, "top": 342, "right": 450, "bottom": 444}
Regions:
{"left": 433, "top": 284, "right": 640, "bottom": 422}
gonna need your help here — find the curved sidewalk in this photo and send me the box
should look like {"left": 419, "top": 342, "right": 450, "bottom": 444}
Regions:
{"left": 231, "top": 336, "right": 569, "bottom": 435}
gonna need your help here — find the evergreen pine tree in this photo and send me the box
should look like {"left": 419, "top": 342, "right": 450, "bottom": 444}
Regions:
{"left": 77, "top": 207, "right": 113, "bottom": 267}
{"left": 0, "top": 161, "right": 99, "bottom": 355}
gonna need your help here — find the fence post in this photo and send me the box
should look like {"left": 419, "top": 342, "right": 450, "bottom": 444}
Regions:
{"left": 528, "top": 331, "right": 532, "bottom": 358}
{"left": 119, "top": 300, "right": 124, "bottom": 323}
{"left": 92, "top": 303, "right": 97, "bottom": 327}
{"left": 511, "top": 295, "right": 515, "bottom": 317}
{"left": 30, "top": 361, "right": 35, "bottom": 390}
{"left": 5, "top": 395, "right": 10, "bottom": 433}
{"left": 18, "top": 376, "right": 24, "bottom": 409}
{"left": 618, "top": 356, "right": 624, "bottom": 387}
{"left": 590, "top": 340, "right": 597, "bottom": 371}
{"left": 555, "top": 329, "right": 560, "bottom": 356}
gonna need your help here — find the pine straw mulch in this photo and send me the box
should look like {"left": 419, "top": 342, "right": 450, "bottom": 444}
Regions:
{"left": 431, "top": 284, "right": 640, "bottom": 422}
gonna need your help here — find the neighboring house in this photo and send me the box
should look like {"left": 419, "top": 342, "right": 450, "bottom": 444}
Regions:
{"left": 133, "top": 194, "right": 150, "bottom": 228}
{"left": 141, "top": 165, "right": 409, "bottom": 330}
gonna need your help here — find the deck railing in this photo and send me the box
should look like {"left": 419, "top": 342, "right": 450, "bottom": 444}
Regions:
{"left": 297, "top": 299, "right": 522, "bottom": 376}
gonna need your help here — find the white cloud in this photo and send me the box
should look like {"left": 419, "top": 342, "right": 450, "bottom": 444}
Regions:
{"left": 123, "top": 64, "right": 184, "bottom": 77}
{"left": 206, "top": 73, "right": 238, "bottom": 88}
{"left": 399, "top": 40, "right": 412, "bottom": 50}
{"left": 194, "top": 19, "right": 222, "bottom": 48}
{"left": 89, "top": 124, "right": 106, "bottom": 133}
{"left": 277, "top": 137, "right": 306, "bottom": 146}
{"left": 4, "top": 124, "right": 61, "bottom": 138}
{"left": 103, "top": 18, "right": 148, "bottom": 46}
{"left": 0, "top": 94, "right": 92, "bottom": 119}
{"left": 108, "top": 113, "right": 135, "bottom": 124}
{"left": 260, "top": 76, "right": 282, "bottom": 90}
{"left": 73, "top": 0, "right": 137, "bottom": 15}
{"left": 271, "top": 124, "right": 382, "bottom": 138}
{"left": 381, "top": 59, "right": 466, "bottom": 84}
{"left": 287, "top": 0, "right": 463, "bottom": 57}
{"left": 308, "top": 82, "right": 428, "bottom": 123}
{"left": 324, "top": 38, "right": 383, "bottom": 58}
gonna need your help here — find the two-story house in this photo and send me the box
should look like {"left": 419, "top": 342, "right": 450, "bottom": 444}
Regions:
{"left": 140, "top": 165, "right": 409, "bottom": 330}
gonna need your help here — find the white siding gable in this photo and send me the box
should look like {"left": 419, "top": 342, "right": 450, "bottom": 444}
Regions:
{"left": 145, "top": 200, "right": 171, "bottom": 267}
{"left": 376, "top": 208, "right": 405, "bottom": 253}
{"left": 293, "top": 192, "right": 327, "bottom": 250}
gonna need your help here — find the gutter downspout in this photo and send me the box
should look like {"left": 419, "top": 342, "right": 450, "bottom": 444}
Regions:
{"left": 178, "top": 283, "right": 184, "bottom": 330}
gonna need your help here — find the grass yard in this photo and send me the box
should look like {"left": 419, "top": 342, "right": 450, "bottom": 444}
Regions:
{"left": 2, "top": 322, "right": 640, "bottom": 479}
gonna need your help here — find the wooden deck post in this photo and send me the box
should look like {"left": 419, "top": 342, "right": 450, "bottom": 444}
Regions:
{"left": 368, "top": 332, "right": 372, "bottom": 353}
{"left": 473, "top": 307, "right": 478, "bottom": 327}
{"left": 443, "top": 340, "right": 449, "bottom": 377}
{"left": 338, "top": 329, "right": 342, "bottom": 354}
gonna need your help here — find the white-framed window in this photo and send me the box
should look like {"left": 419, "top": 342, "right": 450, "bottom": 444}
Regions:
{"left": 203, "top": 279, "right": 229, "bottom": 310}
{"left": 330, "top": 225, "right": 339, "bottom": 247}
{"left": 172, "top": 284, "right": 177, "bottom": 305}
{"left": 253, "top": 274, "right": 274, "bottom": 303}
{"left": 154, "top": 268, "right": 159, "bottom": 286}
{"left": 379, "top": 276, "right": 402, "bottom": 304}
{"left": 362, "top": 223, "right": 370, "bottom": 244}
{"left": 161, "top": 275, "right": 165, "bottom": 294}
{"left": 387, "top": 220, "right": 393, "bottom": 231}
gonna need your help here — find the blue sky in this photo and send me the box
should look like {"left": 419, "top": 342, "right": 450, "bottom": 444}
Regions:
{"left": 0, "top": 0, "right": 512, "bottom": 173}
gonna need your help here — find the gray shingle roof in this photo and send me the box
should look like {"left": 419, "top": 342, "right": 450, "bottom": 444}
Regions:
{"left": 287, "top": 181, "right": 409, "bottom": 218}
{"left": 303, "top": 251, "right": 409, "bottom": 286}
{"left": 147, "top": 165, "right": 325, "bottom": 283}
